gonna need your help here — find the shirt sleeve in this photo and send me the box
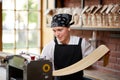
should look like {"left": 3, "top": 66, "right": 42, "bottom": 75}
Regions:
{"left": 81, "top": 38, "right": 95, "bottom": 57}
{"left": 40, "top": 40, "right": 55, "bottom": 61}
{"left": 40, "top": 40, "right": 55, "bottom": 70}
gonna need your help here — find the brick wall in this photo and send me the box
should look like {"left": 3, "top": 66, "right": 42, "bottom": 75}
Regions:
{"left": 64, "top": 0, "right": 120, "bottom": 76}
{"left": 94, "top": 31, "right": 120, "bottom": 76}
{"left": 64, "top": 0, "right": 120, "bottom": 7}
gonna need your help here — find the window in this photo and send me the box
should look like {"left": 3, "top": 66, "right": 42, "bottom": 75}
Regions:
{"left": 2, "top": 0, "right": 41, "bottom": 54}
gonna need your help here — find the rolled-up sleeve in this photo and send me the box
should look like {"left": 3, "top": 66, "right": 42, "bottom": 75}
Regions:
{"left": 40, "top": 41, "right": 55, "bottom": 70}
{"left": 40, "top": 41, "right": 55, "bottom": 61}
{"left": 81, "top": 38, "right": 95, "bottom": 57}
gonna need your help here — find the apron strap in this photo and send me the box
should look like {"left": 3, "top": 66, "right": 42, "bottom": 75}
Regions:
{"left": 78, "top": 38, "right": 82, "bottom": 45}
{"left": 54, "top": 37, "right": 58, "bottom": 45}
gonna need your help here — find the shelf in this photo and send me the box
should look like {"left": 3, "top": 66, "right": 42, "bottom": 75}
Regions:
{"left": 47, "top": 24, "right": 120, "bottom": 31}
{"left": 70, "top": 26, "right": 120, "bottom": 31}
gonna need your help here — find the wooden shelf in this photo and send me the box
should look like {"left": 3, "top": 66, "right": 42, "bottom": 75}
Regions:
{"left": 47, "top": 24, "right": 120, "bottom": 31}
{"left": 70, "top": 26, "right": 120, "bottom": 31}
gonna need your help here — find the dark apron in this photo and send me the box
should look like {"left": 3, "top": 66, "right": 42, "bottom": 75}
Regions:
{"left": 54, "top": 37, "right": 83, "bottom": 80}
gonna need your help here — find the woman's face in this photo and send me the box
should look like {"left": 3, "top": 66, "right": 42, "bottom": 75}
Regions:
{"left": 52, "top": 27, "right": 70, "bottom": 44}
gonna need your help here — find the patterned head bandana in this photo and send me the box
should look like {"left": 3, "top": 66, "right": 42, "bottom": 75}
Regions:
{"left": 51, "top": 14, "right": 74, "bottom": 28}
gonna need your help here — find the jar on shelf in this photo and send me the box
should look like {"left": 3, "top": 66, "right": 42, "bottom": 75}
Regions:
{"left": 108, "top": 13, "right": 113, "bottom": 27}
{"left": 87, "top": 13, "right": 92, "bottom": 26}
{"left": 113, "top": 13, "right": 120, "bottom": 27}
{"left": 96, "top": 13, "right": 102, "bottom": 27}
{"left": 102, "top": 13, "right": 109, "bottom": 27}
{"left": 73, "top": 14, "right": 80, "bottom": 25}
{"left": 82, "top": 13, "right": 88, "bottom": 26}
{"left": 91, "top": 14, "right": 97, "bottom": 26}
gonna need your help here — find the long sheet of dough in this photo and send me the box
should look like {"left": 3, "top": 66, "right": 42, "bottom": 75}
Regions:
{"left": 53, "top": 45, "right": 109, "bottom": 76}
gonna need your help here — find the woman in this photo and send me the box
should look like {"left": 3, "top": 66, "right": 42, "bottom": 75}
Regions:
{"left": 41, "top": 13, "right": 94, "bottom": 80}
